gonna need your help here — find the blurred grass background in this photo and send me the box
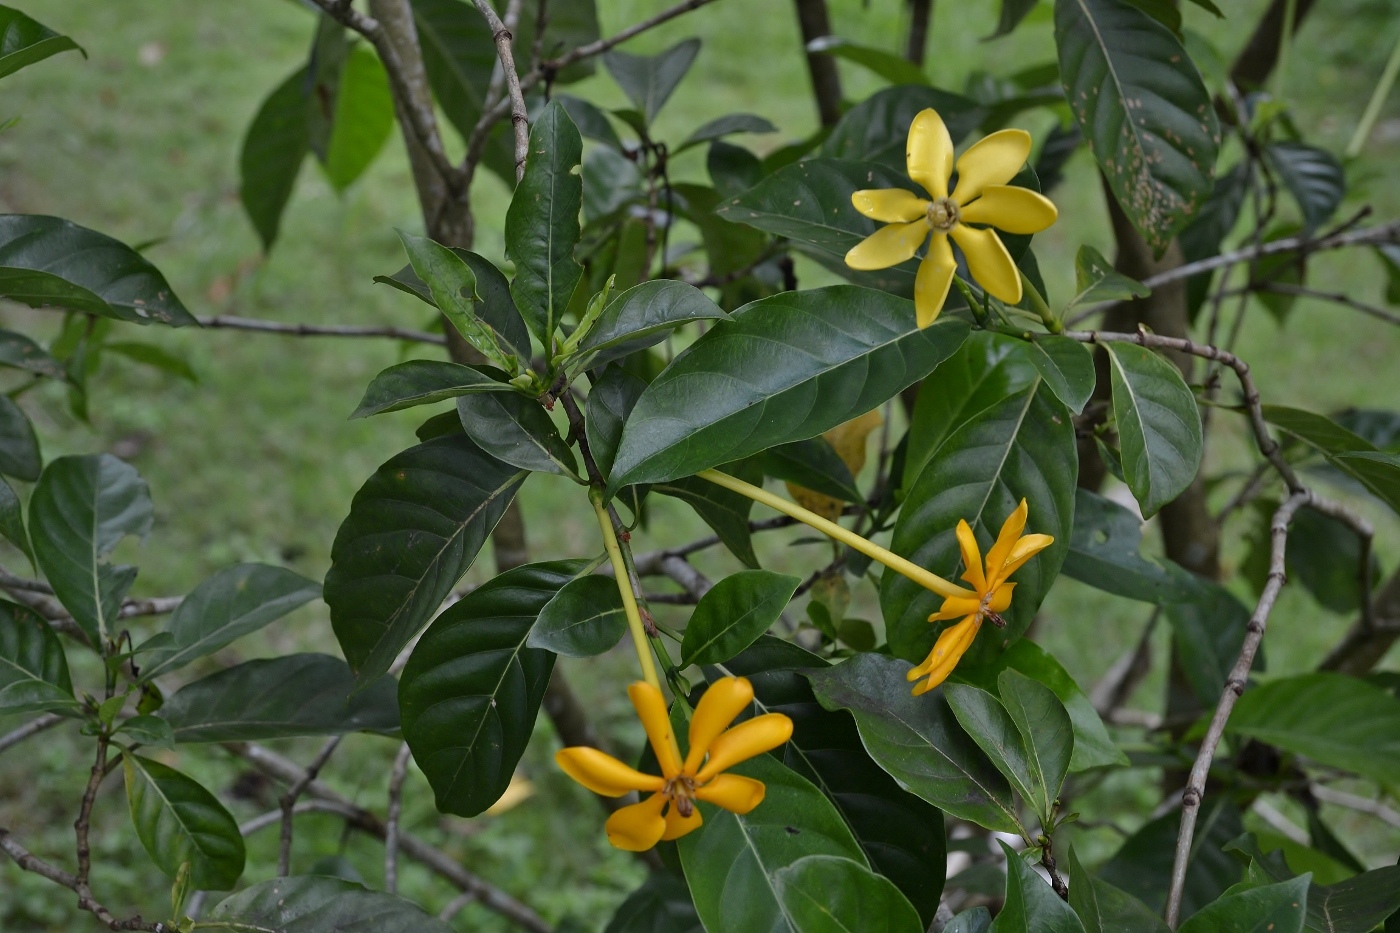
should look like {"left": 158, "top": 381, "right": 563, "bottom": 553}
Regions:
{"left": 1, "top": 0, "right": 1398, "bottom": 928}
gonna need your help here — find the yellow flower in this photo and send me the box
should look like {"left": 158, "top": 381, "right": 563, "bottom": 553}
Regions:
{"left": 555, "top": 677, "right": 793, "bottom": 851}
{"left": 907, "top": 500, "right": 1054, "bottom": 695}
{"left": 844, "top": 108, "right": 1058, "bottom": 328}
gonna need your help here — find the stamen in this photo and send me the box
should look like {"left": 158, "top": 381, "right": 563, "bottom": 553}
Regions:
{"left": 927, "top": 197, "right": 960, "bottom": 232}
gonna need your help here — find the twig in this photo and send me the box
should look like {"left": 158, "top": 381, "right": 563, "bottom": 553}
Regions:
{"left": 1252, "top": 282, "right": 1400, "bottom": 327}
{"left": 1090, "top": 608, "right": 1160, "bottom": 716}
{"left": 1252, "top": 799, "right": 1309, "bottom": 845}
{"left": 197, "top": 315, "right": 446, "bottom": 345}
{"left": 471, "top": 0, "right": 531, "bottom": 183}
{"left": 1, "top": 829, "right": 166, "bottom": 931}
{"left": 277, "top": 736, "right": 342, "bottom": 876}
{"left": 658, "top": 555, "right": 712, "bottom": 601}
{"left": 239, "top": 799, "right": 363, "bottom": 836}
{"left": 0, "top": 713, "right": 64, "bottom": 755}
{"left": 440, "top": 891, "right": 478, "bottom": 921}
{"left": 385, "top": 742, "right": 413, "bottom": 894}
{"left": 1310, "top": 784, "right": 1400, "bottom": 829}
{"left": 1164, "top": 491, "right": 1310, "bottom": 928}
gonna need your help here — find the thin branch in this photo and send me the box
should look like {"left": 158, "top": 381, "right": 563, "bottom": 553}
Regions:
{"left": 239, "top": 799, "right": 363, "bottom": 836}
{"left": 1, "top": 831, "right": 165, "bottom": 930}
{"left": 1090, "top": 607, "right": 1160, "bottom": 716}
{"left": 1252, "top": 282, "right": 1400, "bottom": 327}
{"left": 0, "top": 713, "right": 64, "bottom": 755}
{"left": 278, "top": 736, "right": 342, "bottom": 876}
{"left": 197, "top": 315, "right": 446, "bottom": 346}
{"left": 385, "top": 742, "right": 414, "bottom": 894}
{"left": 658, "top": 555, "right": 713, "bottom": 602}
{"left": 439, "top": 891, "right": 478, "bottom": 921}
{"left": 471, "top": 0, "right": 531, "bottom": 183}
{"left": 1310, "top": 784, "right": 1400, "bottom": 829}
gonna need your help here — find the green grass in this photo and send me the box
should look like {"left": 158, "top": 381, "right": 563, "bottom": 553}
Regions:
{"left": 2, "top": 0, "right": 1399, "bottom": 929}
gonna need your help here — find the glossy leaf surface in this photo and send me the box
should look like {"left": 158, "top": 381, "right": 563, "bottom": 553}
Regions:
{"left": 123, "top": 754, "right": 245, "bottom": 890}
{"left": 527, "top": 573, "right": 627, "bottom": 658}
{"left": 207, "top": 875, "right": 454, "bottom": 931}
{"left": 1105, "top": 341, "right": 1202, "bottom": 518}
{"left": 774, "top": 854, "right": 923, "bottom": 933}
{"left": 0, "top": 599, "right": 74, "bottom": 713}
{"left": 681, "top": 570, "right": 801, "bottom": 667}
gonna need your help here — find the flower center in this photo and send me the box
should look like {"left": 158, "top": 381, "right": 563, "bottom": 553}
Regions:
{"left": 979, "top": 590, "right": 1007, "bottom": 629}
{"left": 663, "top": 775, "right": 699, "bottom": 817}
{"left": 927, "top": 197, "right": 960, "bottom": 232}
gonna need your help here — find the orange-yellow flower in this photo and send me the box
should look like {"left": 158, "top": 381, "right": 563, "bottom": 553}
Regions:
{"left": 555, "top": 677, "right": 792, "bottom": 851}
{"left": 907, "top": 500, "right": 1054, "bottom": 695}
{"left": 844, "top": 108, "right": 1058, "bottom": 328}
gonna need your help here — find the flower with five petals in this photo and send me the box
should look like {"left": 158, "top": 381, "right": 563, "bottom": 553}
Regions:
{"left": 555, "top": 677, "right": 792, "bottom": 851}
{"left": 907, "top": 499, "right": 1054, "bottom": 695}
{"left": 844, "top": 108, "right": 1059, "bottom": 328}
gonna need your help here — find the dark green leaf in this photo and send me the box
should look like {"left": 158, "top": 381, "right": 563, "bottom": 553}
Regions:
{"left": 1034, "top": 123, "right": 1082, "bottom": 194}
{"left": 808, "top": 653, "right": 1022, "bottom": 833}
{"left": 1330, "top": 451, "right": 1400, "bottom": 516}
{"left": 397, "top": 231, "right": 514, "bottom": 369}
{"left": 1100, "top": 798, "right": 1244, "bottom": 917}
{"left": 572, "top": 280, "right": 728, "bottom": 371}
{"left": 1225, "top": 834, "right": 1400, "bottom": 933}
{"left": 123, "top": 754, "right": 245, "bottom": 890}
{"left": 653, "top": 470, "right": 760, "bottom": 568}
{"left": 528, "top": 573, "right": 626, "bottom": 657}
{"left": 506, "top": 99, "right": 584, "bottom": 348}
{"left": 948, "top": 909, "right": 993, "bottom": 933}
{"left": 509, "top": 0, "right": 599, "bottom": 85}
{"left": 820, "top": 86, "right": 984, "bottom": 168}
{"left": 991, "top": 841, "right": 1087, "bottom": 932}
{"left": 680, "top": 570, "right": 800, "bottom": 666}
{"left": 1181, "top": 164, "right": 1248, "bottom": 316}
{"left": 677, "top": 753, "right": 867, "bottom": 933}
{"left": 1164, "top": 578, "right": 1254, "bottom": 707}
{"left": 0, "top": 215, "right": 195, "bottom": 325}
{"left": 1025, "top": 335, "right": 1096, "bottom": 414}
{"left": 0, "top": 599, "right": 74, "bottom": 713}
{"left": 1062, "top": 488, "right": 1186, "bottom": 603}
{"left": 604, "top": 39, "right": 700, "bottom": 123}
{"left": 1054, "top": 0, "right": 1220, "bottom": 251}
{"left": 351, "top": 360, "right": 514, "bottom": 419}
{"left": 400, "top": 561, "right": 580, "bottom": 816}
{"left": 374, "top": 247, "right": 530, "bottom": 359}
{"left": 138, "top": 564, "right": 321, "bottom": 681}
{"left": 998, "top": 669, "right": 1073, "bottom": 817}
{"left": 113, "top": 714, "right": 174, "bottom": 749}
{"left": 457, "top": 390, "right": 579, "bottom": 478}
{"left": 1229, "top": 673, "right": 1400, "bottom": 785}
{"left": 760, "top": 438, "right": 860, "bottom": 502}
{"left": 161, "top": 654, "right": 398, "bottom": 742}
{"left": 104, "top": 341, "right": 197, "bottom": 383}
{"left": 0, "top": 476, "right": 32, "bottom": 566}
{"left": 1266, "top": 143, "right": 1344, "bottom": 236}
{"left": 0, "top": 5, "right": 83, "bottom": 78}
{"left": 708, "top": 140, "right": 763, "bottom": 199}
{"left": 411, "top": 0, "right": 508, "bottom": 180}
{"left": 207, "top": 875, "right": 455, "bottom": 931}
{"left": 1071, "top": 244, "right": 1151, "bottom": 306}
{"left": 610, "top": 287, "right": 969, "bottom": 490}
{"left": 582, "top": 146, "right": 642, "bottom": 222}
{"left": 0, "top": 328, "right": 64, "bottom": 379}
{"left": 883, "top": 376, "right": 1076, "bottom": 663}
{"left": 677, "top": 113, "right": 778, "bottom": 154}
{"left": 991, "top": 0, "right": 1041, "bottom": 37}
{"left": 1068, "top": 846, "right": 1170, "bottom": 933}
{"left": 1105, "top": 341, "right": 1202, "bottom": 518}
{"left": 605, "top": 872, "right": 702, "bottom": 933}
{"left": 0, "top": 395, "right": 40, "bottom": 481}
{"left": 774, "top": 854, "right": 923, "bottom": 933}
{"left": 325, "top": 434, "right": 526, "bottom": 682}
{"left": 587, "top": 366, "right": 647, "bottom": 480}
{"left": 324, "top": 44, "right": 394, "bottom": 191}
{"left": 239, "top": 67, "right": 311, "bottom": 251}
{"left": 557, "top": 94, "right": 623, "bottom": 151}
{"left": 1177, "top": 876, "right": 1309, "bottom": 933}
{"left": 30, "top": 454, "right": 152, "bottom": 645}
{"left": 944, "top": 683, "right": 1044, "bottom": 817}
{"left": 805, "top": 36, "right": 929, "bottom": 86}
{"left": 1286, "top": 506, "right": 1379, "bottom": 613}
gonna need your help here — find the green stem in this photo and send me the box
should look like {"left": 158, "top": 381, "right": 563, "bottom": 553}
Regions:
{"left": 1019, "top": 270, "right": 1061, "bottom": 334}
{"left": 591, "top": 493, "right": 660, "bottom": 690}
{"left": 1347, "top": 27, "right": 1400, "bottom": 159}
{"left": 1273, "top": 0, "right": 1298, "bottom": 101}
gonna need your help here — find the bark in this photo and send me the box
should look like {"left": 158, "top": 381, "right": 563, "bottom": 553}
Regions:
{"left": 904, "top": 0, "right": 932, "bottom": 66}
{"left": 792, "top": 0, "right": 843, "bottom": 127}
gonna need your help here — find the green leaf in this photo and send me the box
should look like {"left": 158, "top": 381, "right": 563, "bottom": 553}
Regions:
{"left": 1054, "top": 0, "right": 1219, "bottom": 251}
{"left": 400, "top": 560, "right": 579, "bottom": 817}
{"left": 571, "top": 280, "right": 728, "bottom": 371}
{"left": 1225, "top": 834, "right": 1400, "bottom": 933}
{"left": 586, "top": 366, "right": 647, "bottom": 479}
{"left": 324, "top": 44, "right": 394, "bottom": 191}
{"left": 396, "top": 231, "right": 513, "bottom": 369}
{"left": 137, "top": 564, "right": 321, "bottom": 682}
{"left": 804, "top": 36, "right": 929, "bottom": 86}
{"left": 457, "top": 391, "right": 579, "bottom": 478}
{"left": 990, "top": 841, "right": 1087, "bottom": 933}
{"left": 0, "top": 215, "right": 195, "bottom": 325}
{"left": 1177, "top": 876, "right": 1309, "bottom": 933}
{"left": 610, "top": 287, "right": 969, "bottom": 490}
{"left": 1025, "top": 335, "right": 1096, "bottom": 414}
{"left": 557, "top": 94, "right": 624, "bottom": 151}
{"left": 1181, "top": 165, "right": 1248, "bottom": 315}
{"left": 0, "top": 328, "right": 65, "bottom": 379}
{"left": 527, "top": 573, "right": 626, "bottom": 657}
{"left": 760, "top": 438, "right": 861, "bottom": 502}
{"left": 718, "top": 636, "right": 948, "bottom": 925}
{"left": 0, "top": 395, "right": 40, "bottom": 481}
{"left": 1061, "top": 488, "right": 1185, "bottom": 604}
{"left": 1070, "top": 244, "right": 1151, "bottom": 306}
{"left": 374, "top": 247, "right": 530, "bottom": 359}
{"left": 325, "top": 434, "right": 526, "bottom": 683}
{"left": 678, "top": 754, "right": 868, "bottom": 933}
{"left": 1067, "top": 846, "right": 1170, "bottom": 933}
{"left": 807, "top": 653, "right": 1022, "bottom": 833}
{"left": 1100, "top": 798, "right": 1244, "bottom": 916}
{"left": 1263, "top": 406, "right": 1374, "bottom": 456}
{"left": 774, "top": 854, "right": 924, "bottom": 933}
{"left": 508, "top": 0, "right": 600, "bottom": 85}
{"left": 604, "top": 39, "right": 700, "bottom": 124}
{"left": 680, "top": 570, "right": 801, "bottom": 666}
{"left": 0, "top": 476, "right": 32, "bottom": 566}
{"left": 0, "top": 599, "right": 74, "bottom": 713}
{"left": 948, "top": 909, "right": 993, "bottom": 933}
{"left": 506, "top": 99, "right": 584, "bottom": 349}
{"left": 1164, "top": 578, "right": 1254, "bottom": 706}
{"left": 653, "top": 469, "right": 760, "bottom": 569}
{"left": 104, "top": 341, "right": 197, "bottom": 383}
{"left": 999, "top": 669, "right": 1073, "bottom": 817}
{"left": 820, "top": 86, "right": 985, "bottom": 168}
{"left": 1330, "top": 451, "right": 1400, "bottom": 516}
{"left": 1228, "top": 673, "right": 1400, "bottom": 785}
{"left": 123, "top": 754, "right": 245, "bottom": 890}
{"left": 30, "top": 454, "right": 152, "bottom": 645}
{"left": 991, "top": 0, "right": 1042, "bottom": 37}
{"left": 351, "top": 360, "right": 514, "bottom": 419}
{"left": 883, "top": 375, "right": 1076, "bottom": 664}
{"left": 239, "top": 67, "right": 311, "bottom": 251}
{"left": 944, "top": 683, "right": 1046, "bottom": 819}
{"left": 207, "top": 875, "right": 455, "bottom": 931}
{"left": 1265, "top": 142, "right": 1344, "bottom": 236}
{"left": 113, "top": 714, "right": 174, "bottom": 749}
{"left": 0, "top": 5, "right": 83, "bottom": 79}
{"left": 1105, "top": 341, "right": 1202, "bottom": 518}
{"left": 1286, "top": 507, "right": 1379, "bottom": 613}
{"left": 582, "top": 146, "right": 642, "bottom": 222}
{"left": 161, "top": 653, "right": 399, "bottom": 742}
{"left": 604, "top": 872, "right": 702, "bottom": 933}
{"left": 676, "top": 113, "right": 778, "bottom": 154}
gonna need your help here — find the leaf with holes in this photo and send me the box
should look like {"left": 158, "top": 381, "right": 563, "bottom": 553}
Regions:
{"left": 1061, "top": 488, "right": 1186, "bottom": 604}
{"left": 123, "top": 754, "right": 245, "bottom": 890}
{"left": 1105, "top": 341, "right": 1202, "bottom": 518}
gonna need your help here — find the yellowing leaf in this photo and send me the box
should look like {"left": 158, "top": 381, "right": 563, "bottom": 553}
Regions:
{"left": 785, "top": 408, "right": 884, "bottom": 520}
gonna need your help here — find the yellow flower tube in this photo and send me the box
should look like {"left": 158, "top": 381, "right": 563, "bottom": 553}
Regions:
{"left": 591, "top": 494, "right": 661, "bottom": 691}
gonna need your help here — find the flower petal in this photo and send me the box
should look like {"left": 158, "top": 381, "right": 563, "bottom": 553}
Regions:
{"left": 604, "top": 792, "right": 668, "bottom": 851}
{"left": 955, "top": 519, "right": 986, "bottom": 591}
{"left": 845, "top": 221, "right": 929, "bottom": 271}
{"left": 661, "top": 801, "right": 704, "bottom": 841}
{"left": 910, "top": 616, "right": 980, "bottom": 693}
{"left": 555, "top": 747, "right": 664, "bottom": 797}
{"left": 994, "top": 533, "right": 1055, "bottom": 586}
{"left": 959, "top": 185, "right": 1058, "bottom": 234}
{"left": 852, "top": 188, "right": 929, "bottom": 223}
{"left": 927, "top": 597, "right": 982, "bottom": 624}
{"left": 988, "top": 581, "right": 1015, "bottom": 613}
{"left": 696, "top": 774, "right": 767, "bottom": 814}
{"left": 986, "top": 499, "right": 1028, "bottom": 578}
{"left": 684, "top": 676, "right": 754, "bottom": 774}
{"left": 907, "top": 108, "right": 953, "bottom": 200}
{"left": 950, "top": 225, "right": 1021, "bottom": 304}
{"left": 695, "top": 713, "right": 793, "bottom": 783}
{"left": 628, "top": 681, "right": 681, "bottom": 777}
{"left": 951, "top": 129, "right": 1031, "bottom": 205}
{"left": 915, "top": 234, "right": 957, "bottom": 328}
